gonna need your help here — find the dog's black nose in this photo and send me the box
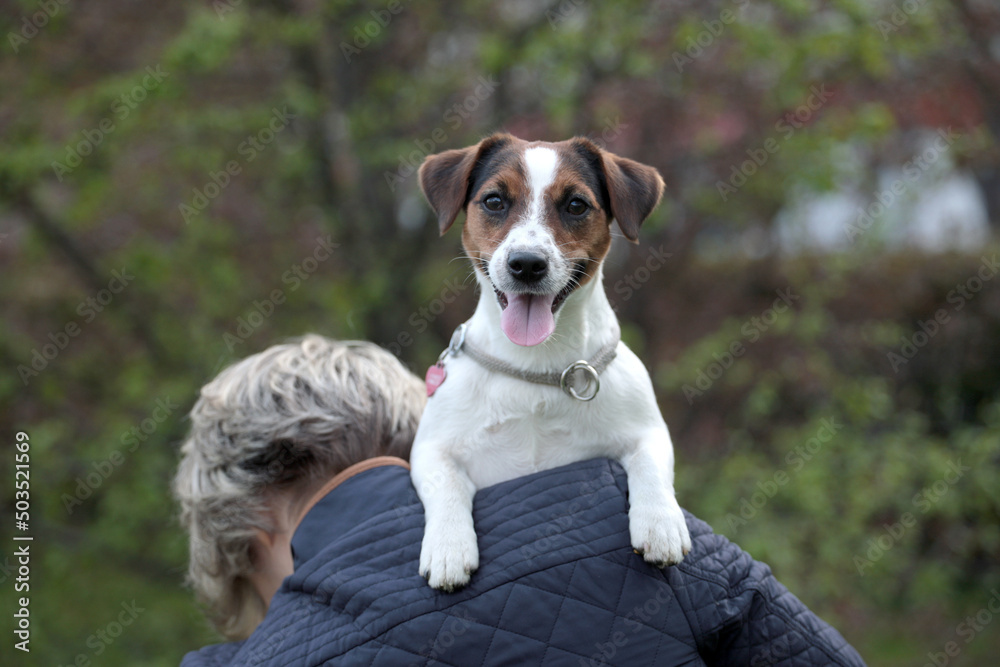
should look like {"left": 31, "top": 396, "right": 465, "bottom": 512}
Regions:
{"left": 507, "top": 252, "right": 548, "bottom": 283}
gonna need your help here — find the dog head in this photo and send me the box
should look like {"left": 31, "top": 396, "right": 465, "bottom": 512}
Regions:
{"left": 418, "top": 133, "right": 664, "bottom": 346}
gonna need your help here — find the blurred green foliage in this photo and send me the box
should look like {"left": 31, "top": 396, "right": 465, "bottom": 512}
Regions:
{"left": 1, "top": 0, "right": 999, "bottom": 664}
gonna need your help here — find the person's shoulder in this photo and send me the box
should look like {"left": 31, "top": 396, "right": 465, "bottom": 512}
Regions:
{"left": 473, "top": 458, "right": 742, "bottom": 599}
{"left": 664, "top": 506, "right": 866, "bottom": 666}
{"left": 674, "top": 508, "right": 759, "bottom": 585}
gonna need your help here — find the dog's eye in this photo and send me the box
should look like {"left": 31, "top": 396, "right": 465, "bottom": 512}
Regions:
{"left": 566, "top": 198, "right": 588, "bottom": 216}
{"left": 483, "top": 195, "right": 505, "bottom": 212}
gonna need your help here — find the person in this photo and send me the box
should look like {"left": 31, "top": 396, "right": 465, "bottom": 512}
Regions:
{"left": 175, "top": 334, "right": 866, "bottom": 666}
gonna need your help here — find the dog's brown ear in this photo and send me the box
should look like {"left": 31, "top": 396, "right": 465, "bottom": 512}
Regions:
{"left": 419, "top": 134, "right": 512, "bottom": 235}
{"left": 572, "top": 137, "right": 665, "bottom": 243}
{"left": 601, "top": 153, "right": 665, "bottom": 243}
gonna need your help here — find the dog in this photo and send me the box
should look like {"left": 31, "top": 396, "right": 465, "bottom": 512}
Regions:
{"left": 410, "top": 133, "right": 691, "bottom": 591}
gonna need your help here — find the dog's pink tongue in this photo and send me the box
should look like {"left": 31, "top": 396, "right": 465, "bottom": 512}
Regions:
{"left": 501, "top": 293, "right": 556, "bottom": 346}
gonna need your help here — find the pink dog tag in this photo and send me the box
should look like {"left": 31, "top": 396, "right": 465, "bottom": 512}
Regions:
{"left": 425, "top": 363, "right": 446, "bottom": 397}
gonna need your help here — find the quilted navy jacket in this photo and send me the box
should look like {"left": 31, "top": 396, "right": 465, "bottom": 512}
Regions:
{"left": 181, "top": 458, "right": 865, "bottom": 666}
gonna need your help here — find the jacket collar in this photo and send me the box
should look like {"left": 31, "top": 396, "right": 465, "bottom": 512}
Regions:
{"left": 291, "top": 456, "right": 411, "bottom": 569}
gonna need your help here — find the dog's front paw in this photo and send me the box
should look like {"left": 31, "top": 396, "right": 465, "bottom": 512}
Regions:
{"left": 629, "top": 496, "right": 691, "bottom": 568}
{"left": 419, "top": 521, "right": 479, "bottom": 592}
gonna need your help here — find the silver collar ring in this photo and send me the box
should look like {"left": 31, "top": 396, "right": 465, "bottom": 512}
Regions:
{"left": 560, "top": 361, "right": 600, "bottom": 401}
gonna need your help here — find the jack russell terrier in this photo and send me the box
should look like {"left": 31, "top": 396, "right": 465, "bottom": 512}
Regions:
{"left": 411, "top": 133, "right": 691, "bottom": 591}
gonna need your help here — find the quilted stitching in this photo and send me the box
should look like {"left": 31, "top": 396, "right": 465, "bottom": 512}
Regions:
{"left": 479, "top": 583, "right": 515, "bottom": 666}
{"left": 182, "top": 459, "right": 865, "bottom": 667}
{"left": 538, "top": 561, "right": 579, "bottom": 665}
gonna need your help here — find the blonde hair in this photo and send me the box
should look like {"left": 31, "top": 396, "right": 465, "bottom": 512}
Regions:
{"left": 174, "top": 335, "right": 425, "bottom": 640}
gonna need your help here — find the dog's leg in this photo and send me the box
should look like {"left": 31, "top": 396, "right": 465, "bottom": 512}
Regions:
{"left": 620, "top": 430, "right": 692, "bottom": 567}
{"left": 411, "top": 446, "right": 479, "bottom": 591}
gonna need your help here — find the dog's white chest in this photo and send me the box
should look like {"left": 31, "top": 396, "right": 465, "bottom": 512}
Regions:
{"left": 426, "top": 362, "right": 633, "bottom": 489}
{"left": 460, "top": 399, "right": 577, "bottom": 487}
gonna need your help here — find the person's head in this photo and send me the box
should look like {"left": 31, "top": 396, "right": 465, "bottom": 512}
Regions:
{"left": 174, "top": 334, "right": 425, "bottom": 640}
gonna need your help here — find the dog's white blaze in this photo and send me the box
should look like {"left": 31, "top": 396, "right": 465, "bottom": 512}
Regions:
{"left": 491, "top": 146, "right": 563, "bottom": 288}
{"left": 523, "top": 146, "right": 558, "bottom": 230}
